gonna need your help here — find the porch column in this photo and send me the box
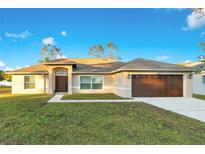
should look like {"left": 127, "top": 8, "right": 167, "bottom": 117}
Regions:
{"left": 48, "top": 67, "right": 54, "bottom": 94}
{"left": 68, "top": 69, "right": 73, "bottom": 94}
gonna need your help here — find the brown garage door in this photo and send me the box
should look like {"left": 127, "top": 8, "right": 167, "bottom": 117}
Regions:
{"left": 132, "top": 75, "right": 183, "bottom": 97}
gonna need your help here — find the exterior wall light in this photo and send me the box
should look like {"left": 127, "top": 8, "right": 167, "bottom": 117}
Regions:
{"left": 127, "top": 74, "right": 131, "bottom": 79}
{"left": 188, "top": 73, "right": 193, "bottom": 79}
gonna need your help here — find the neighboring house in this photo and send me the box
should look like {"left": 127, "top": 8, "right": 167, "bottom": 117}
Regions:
{"left": 179, "top": 61, "right": 205, "bottom": 95}
{"left": 0, "top": 80, "right": 12, "bottom": 86}
{"left": 9, "top": 58, "right": 193, "bottom": 98}
{"left": 182, "top": 62, "right": 205, "bottom": 95}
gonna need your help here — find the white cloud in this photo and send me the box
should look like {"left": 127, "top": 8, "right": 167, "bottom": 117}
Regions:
{"left": 61, "top": 31, "right": 67, "bottom": 37}
{"left": 184, "top": 60, "right": 192, "bottom": 63}
{"left": 5, "top": 30, "right": 31, "bottom": 39}
{"left": 42, "top": 37, "right": 55, "bottom": 46}
{"left": 4, "top": 67, "right": 13, "bottom": 71}
{"left": 181, "top": 9, "right": 205, "bottom": 31}
{"left": 0, "top": 60, "right": 5, "bottom": 67}
{"left": 155, "top": 55, "right": 170, "bottom": 61}
{"left": 16, "top": 66, "right": 22, "bottom": 69}
{"left": 56, "top": 54, "right": 66, "bottom": 59}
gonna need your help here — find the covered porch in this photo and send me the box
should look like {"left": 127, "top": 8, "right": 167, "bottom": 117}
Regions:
{"left": 47, "top": 64, "right": 74, "bottom": 94}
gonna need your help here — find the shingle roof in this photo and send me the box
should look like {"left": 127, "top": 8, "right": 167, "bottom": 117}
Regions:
{"left": 9, "top": 58, "right": 117, "bottom": 74}
{"left": 9, "top": 57, "right": 193, "bottom": 74}
{"left": 73, "top": 62, "right": 125, "bottom": 73}
{"left": 10, "top": 64, "right": 48, "bottom": 74}
{"left": 116, "top": 58, "right": 193, "bottom": 72}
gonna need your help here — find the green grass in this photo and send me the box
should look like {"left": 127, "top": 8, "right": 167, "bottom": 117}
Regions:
{"left": 0, "top": 86, "right": 11, "bottom": 94}
{"left": 0, "top": 93, "right": 205, "bottom": 144}
{"left": 62, "top": 93, "right": 126, "bottom": 100}
{"left": 193, "top": 93, "right": 205, "bottom": 100}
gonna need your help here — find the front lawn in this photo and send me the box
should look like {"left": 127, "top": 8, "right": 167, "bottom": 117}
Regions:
{"left": 62, "top": 93, "right": 126, "bottom": 100}
{"left": 0, "top": 93, "right": 205, "bottom": 144}
{"left": 193, "top": 93, "right": 205, "bottom": 100}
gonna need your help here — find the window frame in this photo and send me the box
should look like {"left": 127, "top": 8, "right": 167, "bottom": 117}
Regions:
{"left": 80, "top": 76, "right": 92, "bottom": 90}
{"left": 24, "top": 76, "right": 35, "bottom": 89}
{"left": 79, "top": 75, "right": 104, "bottom": 90}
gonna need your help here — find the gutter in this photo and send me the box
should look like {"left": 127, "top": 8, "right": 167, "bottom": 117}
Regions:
{"left": 7, "top": 72, "right": 49, "bottom": 75}
{"left": 72, "top": 68, "right": 194, "bottom": 75}
{"left": 8, "top": 69, "right": 194, "bottom": 75}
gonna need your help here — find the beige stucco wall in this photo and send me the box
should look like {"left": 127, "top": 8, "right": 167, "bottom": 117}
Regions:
{"left": 12, "top": 75, "right": 49, "bottom": 94}
{"left": 11, "top": 71, "right": 192, "bottom": 98}
{"left": 72, "top": 74, "right": 114, "bottom": 93}
{"left": 111, "top": 71, "right": 193, "bottom": 98}
{"left": 111, "top": 72, "right": 130, "bottom": 98}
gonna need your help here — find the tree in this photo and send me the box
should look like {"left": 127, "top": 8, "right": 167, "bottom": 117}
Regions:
{"left": 88, "top": 42, "right": 121, "bottom": 60}
{"left": 0, "top": 70, "right": 4, "bottom": 81}
{"left": 0, "top": 70, "right": 11, "bottom": 81}
{"left": 198, "top": 40, "right": 205, "bottom": 62}
{"left": 88, "top": 44, "right": 104, "bottom": 58}
{"left": 39, "top": 44, "right": 62, "bottom": 63}
{"left": 4, "top": 73, "right": 11, "bottom": 81}
{"left": 192, "top": 8, "right": 205, "bottom": 15}
{"left": 106, "top": 42, "right": 121, "bottom": 60}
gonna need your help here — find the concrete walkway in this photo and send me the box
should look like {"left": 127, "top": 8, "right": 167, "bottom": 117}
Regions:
{"left": 48, "top": 94, "right": 64, "bottom": 103}
{"left": 134, "top": 97, "right": 205, "bottom": 123}
{"left": 47, "top": 94, "right": 137, "bottom": 103}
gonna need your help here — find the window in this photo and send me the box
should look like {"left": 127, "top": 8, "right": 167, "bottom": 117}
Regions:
{"left": 24, "top": 76, "right": 35, "bottom": 89}
{"left": 80, "top": 76, "right": 103, "bottom": 90}
{"left": 203, "top": 75, "right": 205, "bottom": 84}
{"left": 55, "top": 69, "right": 68, "bottom": 76}
{"left": 92, "top": 76, "right": 103, "bottom": 89}
{"left": 80, "top": 76, "right": 91, "bottom": 90}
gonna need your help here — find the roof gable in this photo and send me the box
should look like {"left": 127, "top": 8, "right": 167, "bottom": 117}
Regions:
{"left": 10, "top": 64, "right": 48, "bottom": 74}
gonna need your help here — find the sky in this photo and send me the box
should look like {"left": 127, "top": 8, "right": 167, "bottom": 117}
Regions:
{"left": 0, "top": 8, "right": 205, "bottom": 71}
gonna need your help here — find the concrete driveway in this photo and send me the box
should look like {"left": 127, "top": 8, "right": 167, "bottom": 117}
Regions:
{"left": 134, "top": 97, "right": 205, "bottom": 123}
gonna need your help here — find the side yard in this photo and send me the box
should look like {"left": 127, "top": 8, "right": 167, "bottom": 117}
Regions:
{"left": 193, "top": 94, "right": 205, "bottom": 100}
{"left": 0, "top": 92, "right": 205, "bottom": 144}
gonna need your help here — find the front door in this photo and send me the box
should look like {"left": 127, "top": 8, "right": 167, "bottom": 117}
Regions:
{"left": 55, "top": 76, "right": 68, "bottom": 92}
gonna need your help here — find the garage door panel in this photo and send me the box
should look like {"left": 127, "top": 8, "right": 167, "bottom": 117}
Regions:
{"left": 132, "top": 75, "right": 183, "bottom": 97}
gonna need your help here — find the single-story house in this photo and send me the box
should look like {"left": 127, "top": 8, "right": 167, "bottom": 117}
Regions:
{"left": 9, "top": 58, "right": 193, "bottom": 98}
